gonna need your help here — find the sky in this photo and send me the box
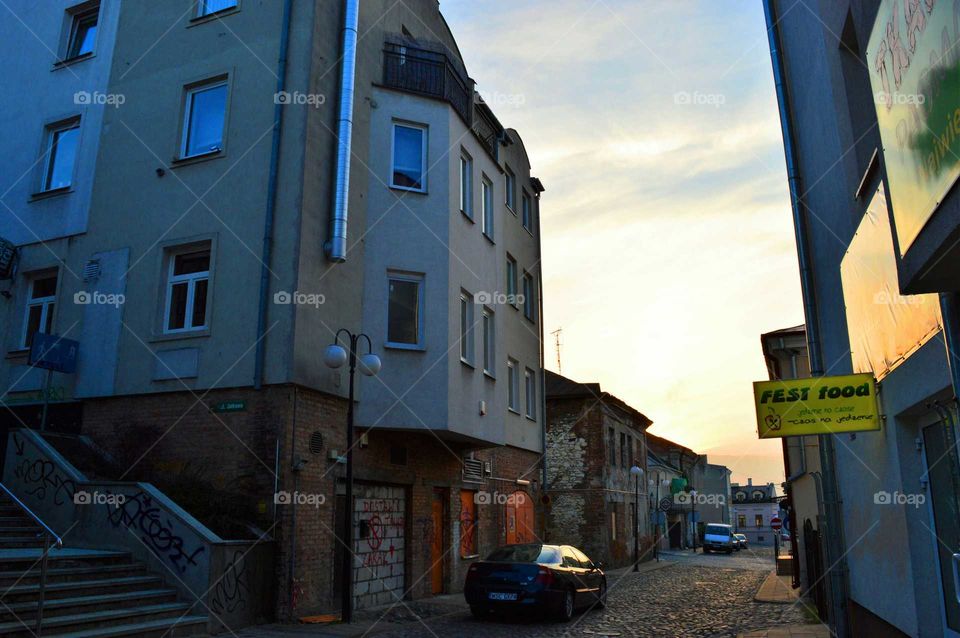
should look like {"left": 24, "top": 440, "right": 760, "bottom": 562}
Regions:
{"left": 441, "top": 0, "right": 805, "bottom": 484}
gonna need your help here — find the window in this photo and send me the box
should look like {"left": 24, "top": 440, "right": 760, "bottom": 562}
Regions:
{"left": 628, "top": 436, "right": 635, "bottom": 468}
{"left": 65, "top": 5, "right": 99, "bottom": 60}
{"left": 737, "top": 514, "right": 746, "bottom": 529}
{"left": 387, "top": 274, "right": 422, "bottom": 347}
{"left": 481, "top": 175, "right": 494, "bottom": 239}
{"left": 391, "top": 123, "right": 426, "bottom": 191}
{"left": 181, "top": 80, "right": 228, "bottom": 158}
{"left": 522, "top": 272, "right": 535, "bottom": 321}
{"left": 460, "top": 291, "right": 474, "bottom": 365}
{"left": 459, "top": 152, "right": 472, "bottom": 217}
{"left": 505, "top": 166, "right": 516, "bottom": 211}
{"left": 482, "top": 308, "right": 495, "bottom": 376}
{"left": 22, "top": 274, "right": 57, "bottom": 349}
{"left": 42, "top": 121, "right": 80, "bottom": 192}
{"left": 506, "top": 256, "right": 518, "bottom": 307}
{"left": 524, "top": 368, "right": 536, "bottom": 419}
{"left": 608, "top": 427, "right": 616, "bottom": 466}
{"left": 755, "top": 515, "right": 763, "bottom": 528}
{"left": 198, "top": 0, "right": 238, "bottom": 17}
{"left": 522, "top": 190, "right": 533, "bottom": 232}
{"left": 507, "top": 358, "right": 519, "bottom": 412}
{"left": 620, "top": 432, "right": 627, "bottom": 466}
{"left": 165, "top": 248, "right": 210, "bottom": 333}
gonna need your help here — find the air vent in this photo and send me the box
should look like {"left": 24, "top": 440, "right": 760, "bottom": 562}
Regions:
{"left": 308, "top": 431, "right": 323, "bottom": 454}
{"left": 0, "top": 238, "right": 16, "bottom": 280}
{"left": 463, "top": 458, "right": 484, "bottom": 483}
{"left": 82, "top": 259, "right": 101, "bottom": 283}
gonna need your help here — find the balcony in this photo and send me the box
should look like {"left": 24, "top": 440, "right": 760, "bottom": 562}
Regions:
{"left": 382, "top": 42, "right": 473, "bottom": 127}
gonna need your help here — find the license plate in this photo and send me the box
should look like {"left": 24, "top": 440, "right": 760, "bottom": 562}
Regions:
{"left": 488, "top": 592, "right": 518, "bottom": 601}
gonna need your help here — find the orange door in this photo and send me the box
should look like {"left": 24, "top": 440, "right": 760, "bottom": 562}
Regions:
{"left": 431, "top": 490, "right": 445, "bottom": 594}
{"left": 505, "top": 491, "right": 534, "bottom": 545}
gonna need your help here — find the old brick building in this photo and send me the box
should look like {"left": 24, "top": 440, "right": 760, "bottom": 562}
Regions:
{"left": 543, "top": 371, "right": 652, "bottom": 568}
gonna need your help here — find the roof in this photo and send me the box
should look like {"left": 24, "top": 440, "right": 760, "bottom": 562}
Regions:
{"left": 544, "top": 370, "right": 652, "bottom": 428}
{"left": 645, "top": 432, "right": 698, "bottom": 459}
{"left": 761, "top": 324, "right": 805, "bottom": 339}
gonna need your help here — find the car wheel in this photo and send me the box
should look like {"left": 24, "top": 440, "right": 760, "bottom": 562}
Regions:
{"left": 557, "top": 589, "right": 575, "bottom": 622}
{"left": 703, "top": 548, "right": 710, "bottom": 554}
{"left": 470, "top": 605, "right": 487, "bottom": 620}
{"left": 595, "top": 580, "right": 607, "bottom": 609}
{"left": 726, "top": 549, "right": 733, "bottom": 554}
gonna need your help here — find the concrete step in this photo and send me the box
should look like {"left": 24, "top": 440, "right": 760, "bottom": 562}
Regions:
{"left": 0, "top": 517, "right": 36, "bottom": 527}
{"left": 43, "top": 614, "right": 208, "bottom": 638}
{"left": 0, "top": 602, "right": 197, "bottom": 638}
{"left": 0, "top": 537, "right": 47, "bottom": 549}
{"left": 0, "top": 549, "right": 132, "bottom": 569}
{"left": 0, "top": 575, "right": 164, "bottom": 603}
{"left": 0, "top": 588, "right": 178, "bottom": 623}
{"left": 0, "top": 562, "right": 146, "bottom": 588}
{"left": 0, "top": 526, "right": 43, "bottom": 537}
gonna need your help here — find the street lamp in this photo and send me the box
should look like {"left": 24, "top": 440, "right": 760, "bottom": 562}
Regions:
{"left": 324, "top": 329, "right": 382, "bottom": 624}
{"left": 689, "top": 489, "right": 698, "bottom": 553}
{"left": 630, "top": 465, "right": 643, "bottom": 571}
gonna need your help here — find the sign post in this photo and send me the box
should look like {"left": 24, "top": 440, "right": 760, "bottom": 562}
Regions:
{"left": 28, "top": 334, "right": 79, "bottom": 432}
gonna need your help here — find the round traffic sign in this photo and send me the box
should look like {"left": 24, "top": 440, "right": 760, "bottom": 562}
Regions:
{"left": 770, "top": 516, "right": 782, "bottom": 531}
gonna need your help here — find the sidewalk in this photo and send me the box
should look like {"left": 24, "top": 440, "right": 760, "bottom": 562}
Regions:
{"left": 738, "top": 627, "right": 830, "bottom": 638}
{"left": 754, "top": 570, "right": 799, "bottom": 603}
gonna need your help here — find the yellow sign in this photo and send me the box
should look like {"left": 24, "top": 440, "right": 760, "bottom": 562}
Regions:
{"left": 753, "top": 373, "right": 881, "bottom": 439}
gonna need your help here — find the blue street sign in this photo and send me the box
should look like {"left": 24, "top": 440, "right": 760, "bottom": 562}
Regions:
{"left": 29, "top": 334, "right": 79, "bottom": 374}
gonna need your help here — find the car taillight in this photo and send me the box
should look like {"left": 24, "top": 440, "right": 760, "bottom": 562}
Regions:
{"left": 466, "top": 564, "right": 479, "bottom": 582}
{"left": 535, "top": 568, "right": 554, "bottom": 587}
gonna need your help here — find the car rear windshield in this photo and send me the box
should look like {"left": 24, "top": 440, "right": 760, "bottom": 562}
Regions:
{"left": 485, "top": 544, "right": 560, "bottom": 564}
{"left": 706, "top": 525, "right": 731, "bottom": 536}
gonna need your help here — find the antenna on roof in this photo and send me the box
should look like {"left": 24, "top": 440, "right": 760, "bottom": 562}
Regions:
{"left": 551, "top": 328, "right": 563, "bottom": 374}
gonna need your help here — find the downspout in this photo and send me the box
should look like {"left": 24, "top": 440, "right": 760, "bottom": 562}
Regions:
{"left": 536, "top": 190, "right": 547, "bottom": 495}
{"left": 324, "top": 0, "right": 361, "bottom": 262}
{"left": 254, "top": 0, "right": 294, "bottom": 389}
{"left": 939, "top": 293, "right": 960, "bottom": 414}
{"left": 764, "top": 2, "right": 848, "bottom": 634}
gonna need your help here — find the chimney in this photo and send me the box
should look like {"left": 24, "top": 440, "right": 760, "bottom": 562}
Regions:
{"left": 747, "top": 478, "right": 753, "bottom": 486}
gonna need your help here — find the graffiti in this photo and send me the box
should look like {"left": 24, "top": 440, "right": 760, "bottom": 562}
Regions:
{"left": 209, "top": 550, "right": 248, "bottom": 615}
{"left": 414, "top": 517, "right": 434, "bottom": 540}
{"left": 105, "top": 491, "right": 205, "bottom": 573}
{"left": 459, "top": 509, "right": 476, "bottom": 557}
{"left": 12, "top": 434, "right": 76, "bottom": 506}
{"left": 366, "top": 515, "right": 385, "bottom": 551}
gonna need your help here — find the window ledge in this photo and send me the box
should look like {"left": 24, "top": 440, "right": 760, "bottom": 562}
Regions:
{"left": 53, "top": 52, "right": 94, "bottom": 69}
{"left": 30, "top": 187, "right": 73, "bottom": 202}
{"left": 483, "top": 233, "right": 495, "bottom": 246}
{"left": 460, "top": 210, "right": 475, "bottom": 223}
{"left": 525, "top": 415, "right": 537, "bottom": 423}
{"left": 188, "top": 7, "right": 241, "bottom": 26}
{"left": 461, "top": 358, "right": 475, "bottom": 370}
{"left": 385, "top": 342, "right": 425, "bottom": 352}
{"left": 483, "top": 371, "right": 496, "bottom": 381}
{"left": 523, "top": 226, "right": 535, "bottom": 237}
{"left": 389, "top": 185, "right": 428, "bottom": 195}
{"left": 507, "top": 205, "right": 517, "bottom": 216}
{"left": 171, "top": 150, "right": 224, "bottom": 168}
{"left": 149, "top": 330, "right": 211, "bottom": 344}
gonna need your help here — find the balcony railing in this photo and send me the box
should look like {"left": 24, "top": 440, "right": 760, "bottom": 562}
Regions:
{"left": 383, "top": 42, "right": 473, "bottom": 126}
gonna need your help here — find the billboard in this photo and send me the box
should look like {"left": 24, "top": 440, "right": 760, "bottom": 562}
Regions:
{"left": 840, "top": 184, "right": 942, "bottom": 380}
{"left": 753, "top": 373, "right": 881, "bottom": 439}
{"left": 867, "top": 0, "right": 960, "bottom": 254}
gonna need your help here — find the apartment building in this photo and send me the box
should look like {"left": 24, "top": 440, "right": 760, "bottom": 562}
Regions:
{"left": 0, "top": 0, "right": 545, "bottom": 625}
{"left": 730, "top": 480, "right": 781, "bottom": 547}
{"left": 543, "top": 370, "right": 652, "bottom": 568}
{"left": 766, "top": 0, "right": 960, "bottom": 635}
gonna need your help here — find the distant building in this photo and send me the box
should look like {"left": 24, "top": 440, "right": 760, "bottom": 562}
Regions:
{"left": 544, "top": 371, "right": 652, "bottom": 568}
{"left": 646, "top": 434, "right": 708, "bottom": 550}
{"left": 731, "top": 479, "right": 782, "bottom": 546}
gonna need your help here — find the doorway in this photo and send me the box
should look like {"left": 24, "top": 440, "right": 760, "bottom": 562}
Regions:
{"left": 922, "top": 417, "right": 960, "bottom": 636}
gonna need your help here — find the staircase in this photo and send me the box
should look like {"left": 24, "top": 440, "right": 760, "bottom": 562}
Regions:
{"left": 0, "top": 493, "right": 208, "bottom": 637}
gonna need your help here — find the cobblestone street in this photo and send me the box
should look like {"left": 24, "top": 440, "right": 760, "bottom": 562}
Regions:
{"left": 238, "top": 560, "right": 819, "bottom": 638}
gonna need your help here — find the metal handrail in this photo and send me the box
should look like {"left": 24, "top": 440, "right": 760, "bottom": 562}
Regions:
{"left": 0, "top": 482, "right": 62, "bottom": 547}
{"left": 0, "top": 481, "right": 62, "bottom": 636}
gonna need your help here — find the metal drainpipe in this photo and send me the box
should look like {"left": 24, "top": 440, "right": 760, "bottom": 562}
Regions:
{"left": 763, "top": 1, "right": 849, "bottom": 635}
{"left": 324, "top": 0, "right": 360, "bottom": 262}
{"left": 536, "top": 190, "right": 547, "bottom": 497}
{"left": 253, "top": 0, "right": 294, "bottom": 390}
